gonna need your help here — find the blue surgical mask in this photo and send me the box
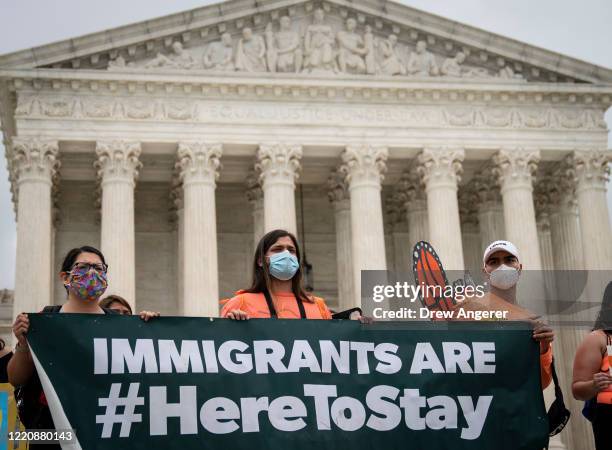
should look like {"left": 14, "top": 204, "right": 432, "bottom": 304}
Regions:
{"left": 268, "top": 250, "right": 299, "bottom": 281}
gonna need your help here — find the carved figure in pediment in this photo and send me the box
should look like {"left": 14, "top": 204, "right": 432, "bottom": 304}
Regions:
{"left": 265, "top": 23, "right": 277, "bottom": 72}
{"left": 336, "top": 18, "right": 367, "bottom": 74}
{"left": 108, "top": 55, "right": 127, "bottom": 70}
{"left": 441, "top": 52, "right": 490, "bottom": 78}
{"left": 235, "top": 27, "right": 267, "bottom": 72}
{"left": 303, "top": 8, "right": 336, "bottom": 73}
{"left": 363, "top": 25, "right": 377, "bottom": 75}
{"left": 265, "top": 16, "right": 303, "bottom": 73}
{"left": 378, "top": 34, "right": 405, "bottom": 76}
{"left": 497, "top": 65, "right": 524, "bottom": 80}
{"left": 203, "top": 33, "right": 235, "bottom": 71}
{"left": 407, "top": 41, "right": 439, "bottom": 76}
{"left": 440, "top": 52, "right": 464, "bottom": 77}
{"left": 144, "top": 42, "right": 195, "bottom": 69}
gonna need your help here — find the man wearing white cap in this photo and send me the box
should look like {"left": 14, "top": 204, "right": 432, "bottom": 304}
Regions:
{"left": 482, "top": 240, "right": 555, "bottom": 388}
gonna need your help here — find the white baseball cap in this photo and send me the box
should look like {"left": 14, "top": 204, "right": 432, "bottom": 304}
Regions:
{"left": 483, "top": 240, "right": 520, "bottom": 265}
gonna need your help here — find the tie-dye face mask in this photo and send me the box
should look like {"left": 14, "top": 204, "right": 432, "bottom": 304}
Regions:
{"left": 66, "top": 265, "right": 108, "bottom": 301}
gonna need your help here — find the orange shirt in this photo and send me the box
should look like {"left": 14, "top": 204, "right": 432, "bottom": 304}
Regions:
{"left": 221, "top": 291, "right": 332, "bottom": 320}
{"left": 540, "top": 346, "right": 553, "bottom": 389}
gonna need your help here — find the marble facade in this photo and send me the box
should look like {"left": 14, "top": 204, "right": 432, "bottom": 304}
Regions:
{"left": 1, "top": 1, "right": 612, "bottom": 448}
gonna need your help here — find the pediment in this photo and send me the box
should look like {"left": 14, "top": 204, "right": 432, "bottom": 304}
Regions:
{"left": 1, "top": 0, "right": 611, "bottom": 84}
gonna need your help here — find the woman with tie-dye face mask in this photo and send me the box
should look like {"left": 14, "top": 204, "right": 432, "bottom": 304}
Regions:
{"left": 7, "top": 246, "right": 157, "bottom": 444}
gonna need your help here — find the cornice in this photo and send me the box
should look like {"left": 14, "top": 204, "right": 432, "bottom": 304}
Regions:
{"left": 1, "top": 69, "right": 611, "bottom": 108}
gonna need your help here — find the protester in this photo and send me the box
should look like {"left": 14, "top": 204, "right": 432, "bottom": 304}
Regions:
{"left": 100, "top": 294, "right": 160, "bottom": 320}
{"left": 480, "top": 240, "right": 555, "bottom": 388}
{"left": 100, "top": 294, "right": 132, "bottom": 315}
{"left": 222, "top": 229, "right": 333, "bottom": 320}
{"left": 8, "top": 245, "right": 157, "bottom": 444}
{"left": 572, "top": 281, "right": 612, "bottom": 449}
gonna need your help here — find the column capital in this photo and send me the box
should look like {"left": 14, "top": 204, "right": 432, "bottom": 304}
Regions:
{"left": 417, "top": 146, "right": 464, "bottom": 189}
{"left": 571, "top": 149, "right": 611, "bottom": 192}
{"left": 170, "top": 173, "right": 184, "bottom": 210}
{"left": 11, "top": 137, "right": 60, "bottom": 185}
{"left": 533, "top": 178, "right": 553, "bottom": 225}
{"left": 385, "top": 191, "right": 408, "bottom": 231}
{"left": 176, "top": 142, "right": 223, "bottom": 186}
{"left": 492, "top": 147, "right": 540, "bottom": 192}
{"left": 327, "top": 169, "right": 350, "bottom": 205}
{"left": 255, "top": 143, "right": 302, "bottom": 188}
{"left": 458, "top": 187, "right": 479, "bottom": 230}
{"left": 245, "top": 170, "right": 263, "bottom": 204}
{"left": 542, "top": 159, "right": 579, "bottom": 213}
{"left": 339, "top": 144, "right": 388, "bottom": 189}
{"left": 95, "top": 140, "right": 142, "bottom": 185}
{"left": 473, "top": 172, "right": 502, "bottom": 207}
{"left": 168, "top": 172, "right": 183, "bottom": 227}
{"left": 397, "top": 172, "right": 427, "bottom": 209}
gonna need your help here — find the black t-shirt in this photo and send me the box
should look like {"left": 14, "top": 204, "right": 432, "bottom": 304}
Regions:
{"left": 19, "top": 305, "right": 117, "bottom": 449}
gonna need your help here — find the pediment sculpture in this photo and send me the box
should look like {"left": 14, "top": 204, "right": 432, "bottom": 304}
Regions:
{"left": 107, "top": 8, "right": 523, "bottom": 80}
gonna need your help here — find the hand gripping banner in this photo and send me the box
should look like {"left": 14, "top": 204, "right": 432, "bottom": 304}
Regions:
{"left": 26, "top": 314, "right": 549, "bottom": 450}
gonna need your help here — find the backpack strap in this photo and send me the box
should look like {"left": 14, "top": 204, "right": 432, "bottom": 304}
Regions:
{"left": 550, "top": 357, "right": 565, "bottom": 401}
{"left": 263, "top": 289, "right": 278, "bottom": 318}
{"left": 296, "top": 296, "right": 307, "bottom": 319}
{"left": 263, "top": 290, "right": 307, "bottom": 319}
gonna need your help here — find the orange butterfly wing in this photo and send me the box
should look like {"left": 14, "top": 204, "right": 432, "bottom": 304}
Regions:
{"left": 412, "top": 241, "right": 456, "bottom": 314}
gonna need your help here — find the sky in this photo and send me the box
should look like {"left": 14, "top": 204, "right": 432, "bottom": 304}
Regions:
{"left": 0, "top": 0, "right": 611, "bottom": 289}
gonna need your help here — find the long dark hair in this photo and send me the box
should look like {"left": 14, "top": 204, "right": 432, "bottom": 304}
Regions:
{"left": 245, "top": 229, "right": 312, "bottom": 303}
{"left": 593, "top": 281, "right": 612, "bottom": 331}
{"left": 61, "top": 245, "right": 107, "bottom": 273}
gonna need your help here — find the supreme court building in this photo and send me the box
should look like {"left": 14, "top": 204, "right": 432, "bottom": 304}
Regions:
{"left": 1, "top": 1, "right": 611, "bottom": 448}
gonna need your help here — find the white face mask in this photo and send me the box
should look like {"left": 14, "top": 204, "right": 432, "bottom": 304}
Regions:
{"left": 487, "top": 264, "right": 520, "bottom": 290}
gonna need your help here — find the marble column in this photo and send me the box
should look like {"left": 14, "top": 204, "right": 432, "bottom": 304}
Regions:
{"left": 95, "top": 140, "right": 141, "bottom": 308}
{"left": 170, "top": 176, "right": 184, "bottom": 314}
{"left": 492, "top": 148, "right": 542, "bottom": 270}
{"left": 176, "top": 142, "right": 222, "bottom": 316}
{"left": 541, "top": 210, "right": 569, "bottom": 450}
{"left": 535, "top": 208, "right": 556, "bottom": 299}
{"left": 459, "top": 189, "right": 481, "bottom": 278}
{"left": 11, "top": 138, "right": 59, "bottom": 313}
{"left": 544, "top": 162, "right": 593, "bottom": 450}
{"left": 548, "top": 162, "right": 584, "bottom": 271}
{"left": 327, "top": 170, "right": 355, "bottom": 310}
{"left": 255, "top": 143, "right": 302, "bottom": 236}
{"left": 417, "top": 147, "right": 465, "bottom": 270}
{"left": 246, "top": 171, "right": 265, "bottom": 250}
{"left": 385, "top": 191, "right": 411, "bottom": 274}
{"left": 399, "top": 173, "right": 429, "bottom": 249}
{"left": 572, "top": 150, "right": 612, "bottom": 270}
{"left": 339, "top": 144, "right": 388, "bottom": 304}
{"left": 474, "top": 173, "right": 505, "bottom": 252}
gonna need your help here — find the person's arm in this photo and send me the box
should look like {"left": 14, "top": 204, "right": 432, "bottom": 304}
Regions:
{"left": 7, "top": 313, "right": 35, "bottom": 386}
{"left": 572, "top": 332, "right": 612, "bottom": 400}
{"left": 221, "top": 296, "right": 249, "bottom": 320}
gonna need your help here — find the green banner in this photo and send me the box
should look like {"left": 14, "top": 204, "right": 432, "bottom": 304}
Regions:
{"left": 27, "top": 314, "right": 548, "bottom": 450}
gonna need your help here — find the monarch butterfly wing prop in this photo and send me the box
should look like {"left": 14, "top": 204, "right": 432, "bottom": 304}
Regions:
{"left": 412, "top": 241, "right": 456, "bottom": 313}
